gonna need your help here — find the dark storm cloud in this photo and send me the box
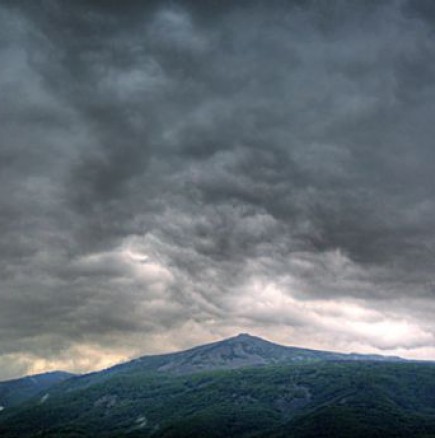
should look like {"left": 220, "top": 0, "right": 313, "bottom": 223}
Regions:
{"left": 1, "top": 0, "right": 435, "bottom": 378}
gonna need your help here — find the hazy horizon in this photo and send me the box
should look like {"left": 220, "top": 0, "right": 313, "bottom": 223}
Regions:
{"left": 1, "top": 0, "right": 435, "bottom": 381}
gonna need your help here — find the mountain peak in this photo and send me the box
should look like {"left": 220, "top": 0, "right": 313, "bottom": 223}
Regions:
{"left": 228, "top": 332, "right": 261, "bottom": 342}
{"left": 113, "top": 333, "right": 405, "bottom": 377}
{"left": 235, "top": 332, "right": 253, "bottom": 338}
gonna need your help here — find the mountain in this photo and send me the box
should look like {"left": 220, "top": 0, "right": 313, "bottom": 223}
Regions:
{"left": 0, "top": 371, "right": 75, "bottom": 409}
{"left": 104, "top": 333, "right": 404, "bottom": 377}
{"left": 1, "top": 334, "right": 433, "bottom": 438}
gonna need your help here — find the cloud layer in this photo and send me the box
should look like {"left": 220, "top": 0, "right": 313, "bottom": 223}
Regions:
{"left": 1, "top": 0, "right": 435, "bottom": 379}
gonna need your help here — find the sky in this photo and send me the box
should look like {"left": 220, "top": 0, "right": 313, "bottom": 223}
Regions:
{"left": 1, "top": 0, "right": 435, "bottom": 380}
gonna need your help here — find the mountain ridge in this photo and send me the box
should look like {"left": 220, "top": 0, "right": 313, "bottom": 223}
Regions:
{"left": 0, "top": 333, "right": 405, "bottom": 388}
{"left": 102, "top": 332, "right": 405, "bottom": 377}
{"left": 1, "top": 335, "right": 434, "bottom": 438}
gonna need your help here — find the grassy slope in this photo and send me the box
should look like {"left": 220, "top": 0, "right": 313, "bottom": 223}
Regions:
{"left": 0, "top": 361, "right": 435, "bottom": 437}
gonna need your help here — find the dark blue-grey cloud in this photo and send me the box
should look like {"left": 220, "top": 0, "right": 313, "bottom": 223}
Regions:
{"left": 1, "top": 0, "right": 435, "bottom": 379}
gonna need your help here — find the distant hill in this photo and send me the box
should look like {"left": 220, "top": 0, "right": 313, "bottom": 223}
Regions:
{"left": 0, "top": 371, "right": 75, "bottom": 409}
{"left": 1, "top": 334, "right": 433, "bottom": 438}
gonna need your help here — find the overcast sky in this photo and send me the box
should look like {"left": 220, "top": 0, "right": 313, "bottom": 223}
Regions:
{"left": 1, "top": 0, "right": 435, "bottom": 380}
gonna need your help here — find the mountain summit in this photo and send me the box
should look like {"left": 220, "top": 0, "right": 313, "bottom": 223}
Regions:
{"left": 110, "top": 333, "right": 403, "bottom": 376}
{"left": 0, "top": 335, "right": 422, "bottom": 438}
